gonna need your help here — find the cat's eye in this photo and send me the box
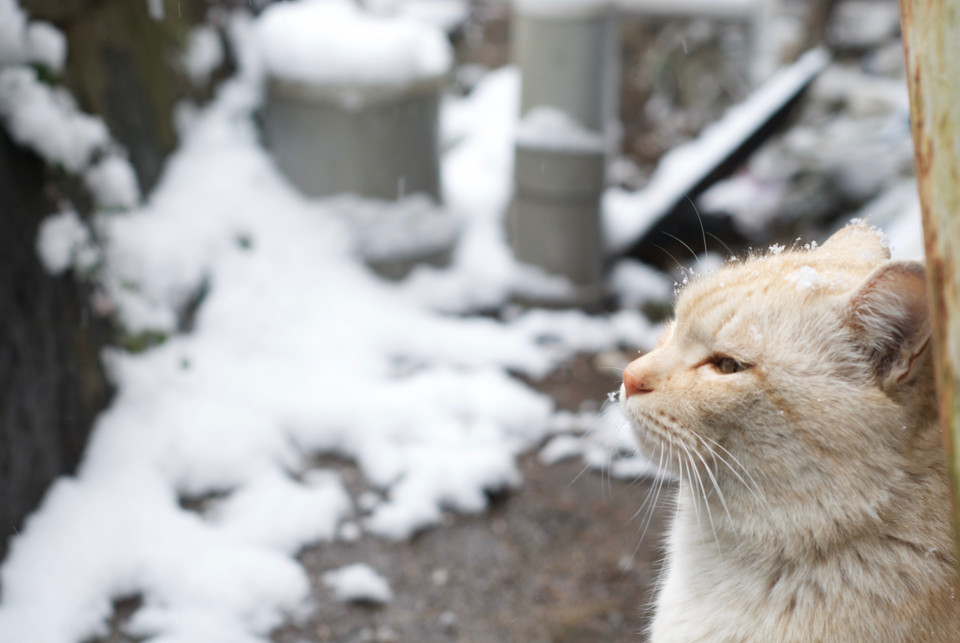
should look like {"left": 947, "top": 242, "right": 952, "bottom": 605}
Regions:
{"left": 713, "top": 356, "right": 746, "bottom": 374}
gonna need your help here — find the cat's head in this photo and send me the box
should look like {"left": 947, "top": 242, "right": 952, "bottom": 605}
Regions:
{"left": 619, "top": 222, "right": 934, "bottom": 526}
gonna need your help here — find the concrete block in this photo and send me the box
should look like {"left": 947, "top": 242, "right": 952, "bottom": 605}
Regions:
{"left": 263, "top": 77, "right": 442, "bottom": 202}
{"left": 514, "top": 143, "right": 606, "bottom": 200}
{"left": 513, "top": 1, "right": 620, "bottom": 137}
{"left": 508, "top": 194, "right": 604, "bottom": 299}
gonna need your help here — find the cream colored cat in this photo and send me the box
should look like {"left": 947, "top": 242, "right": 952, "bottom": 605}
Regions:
{"left": 619, "top": 222, "right": 959, "bottom": 642}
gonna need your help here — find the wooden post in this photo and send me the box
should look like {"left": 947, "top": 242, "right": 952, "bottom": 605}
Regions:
{"left": 899, "top": 0, "right": 960, "bottom": 567}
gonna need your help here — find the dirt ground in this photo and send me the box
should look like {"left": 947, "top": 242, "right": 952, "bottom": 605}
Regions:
{"left": 273, "top": 456, "right": 671, "bottom": 643}
{"left": 273, "top": 353, "right": 672, "bottom": 643}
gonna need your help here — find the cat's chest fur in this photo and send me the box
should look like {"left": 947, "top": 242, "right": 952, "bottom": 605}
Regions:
{"left": 620, "top": 224, "right": 960, "bottom": 641}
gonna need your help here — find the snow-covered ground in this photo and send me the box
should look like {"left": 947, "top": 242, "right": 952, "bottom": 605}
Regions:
{"left": 0, "top": 9, "right": 658, "bottom": 643}
{"left": 0, "top": 0, "right": 926, "bottom": 641}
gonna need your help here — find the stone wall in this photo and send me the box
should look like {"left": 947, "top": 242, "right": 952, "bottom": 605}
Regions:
{"left": 0, "top": 130, "right": 112, "bottom": 559}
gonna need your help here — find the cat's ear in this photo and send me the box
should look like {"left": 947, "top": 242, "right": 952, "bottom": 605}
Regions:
{"left": 845, "top": 261, "right": 930, "bottom": 387}
{"left": 820, "top": 221, "right": 891, "bottom": 263}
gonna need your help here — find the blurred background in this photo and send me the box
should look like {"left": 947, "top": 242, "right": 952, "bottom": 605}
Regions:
{"left": 0, "top": 0, "right": 922, "bottom": 641}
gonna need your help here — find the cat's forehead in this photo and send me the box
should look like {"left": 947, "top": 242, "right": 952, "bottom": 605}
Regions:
{"left": 675, "top": 246, "right": 880, "bottom": 326}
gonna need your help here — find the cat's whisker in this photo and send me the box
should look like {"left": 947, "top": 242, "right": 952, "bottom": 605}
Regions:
{"left": 677, "top": 441, "right": 711, "bottom": 545}
{"left": 709, "top": 446, "right": 762, "bottom": 503}
{"left": 637, "top": 442, "right": 669, "bottom": 544}
{"left": 706, "top": 231, "right": 735, "bottom": 261}
{"left": 685, "top": 194, "right": 710, "bottom": 261}
{"left": 630, "top": 451, "right": 675, "bottom": 568}
{"left": 637, "top": 472, "right": 660, "bottom": 542}
{"left": 679, "top": 448, "right": 706, "bottom": 547}
{"left": 630, "top": 432, "right": 665, "bottom": 524}
{"left": 603, "top": 448, "right": 614, "bottom": 503}
{"left": 689, "top": 433, "right": 762, "bottom": 520}
{"left": 689, "top": 442, "right": 734, "bottom": 527}
{"left": 662, "top": 231, "right": 701, "bottom": 270}
{"left": 698, "top": 433, "right": 762, "bottom": 499}
{"left": 568, "top": 460, "right": 593, "bottom": 487}
{"left": 681, "top": 441, "right": 723, "bottom": 556}
{"left": 644, "top": 263, "right": 681, "bottom": 288}
{"left": 650, "top": 242, "right": 686, "bottom": 274}
{"left": 688, "top": 430, "right": 755, "bottom": 494}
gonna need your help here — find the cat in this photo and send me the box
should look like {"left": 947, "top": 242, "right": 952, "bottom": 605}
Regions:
{"left": 619, "top": 222, "right": 960, "bottom": 641}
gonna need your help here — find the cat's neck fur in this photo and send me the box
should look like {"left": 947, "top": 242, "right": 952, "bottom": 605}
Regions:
{"left": 621, "top": 223, "right": 959, "bottom": 642}
{"left": 659, "top": 403, "right": 956, "bottom": 641}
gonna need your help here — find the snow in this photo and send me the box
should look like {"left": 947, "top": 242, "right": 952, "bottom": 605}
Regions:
{"left": 0, "top": 7, "right": 132, "bottom": 217}
{"left": 323, "top": 564, "right": 393, "bottom": 605}
{"left": 786, "top": 265, "right": 821, "bottom": 291}
{"left": 538, "top": 434, "right": 586, "bottom": 465}
{"left": 699, "top": 171, "right": 787, "bottom": 235}
{"left": 812, "top": 64, "right": 908, "bottom": 117}
{"left": 0, "top": 67, "right": 109, "bottom": 172}
{"left": 255, "top": 0, "right": 453, "bottom": 87}
{"left": 35, "top": 209, "right": 97, "bottom": 276}
{"left": 882, "top": 205, "right": 924, "bottom": 262}
{"left": 25, "top": 21, "right": 67, "bottom": 71}
{"left": 338, "top": 521, "right": 362, "bottom": 542}
{"left": 326, "top": 194, "right": 459, "bottom": 264}
{"left": 182, "top": 26, "right": 224, "bottom": 87}
{"left": 0, "top": 0, "right": 65, "bottom": 70}
{"left": 699, "top": 57, "right": 915, "bottom": 240}
{"left": 0, "top": 0, "right": 28, "bottom": 65}
{"left": 828, "top": 0, "right": 902, "bottom": 49}
{"left": 401, "top": 67, "right": 526, "bottom": 311}
{"left": 515, "top": 106, "right": 606, "bottom": 153}
{"left": 539, "top": 406, "right": 659, "bottom": 480}
{"left": 0, "top": 472, "right": 311, "bottom": 643}
{"left": 85, "top": 154, "right": 141, "bottom": 211}
{"left": 208, "top": 471, "right": 351, "bottom": 554}
{"left": 610, "top": 259, "right": 674, "bottom": 308}
{"left": 0, "top": 18, "right": 664, "bottom": 643}
{"left": 840, "top": 179, "right": 923, "bottom": 261}
{"left": 603, "top": 47, "right": 830, "bottom": 254}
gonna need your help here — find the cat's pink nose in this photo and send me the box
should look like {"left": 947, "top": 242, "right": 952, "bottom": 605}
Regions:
{"left": 623, "top": 361, "right": 653, "bottom": 398}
